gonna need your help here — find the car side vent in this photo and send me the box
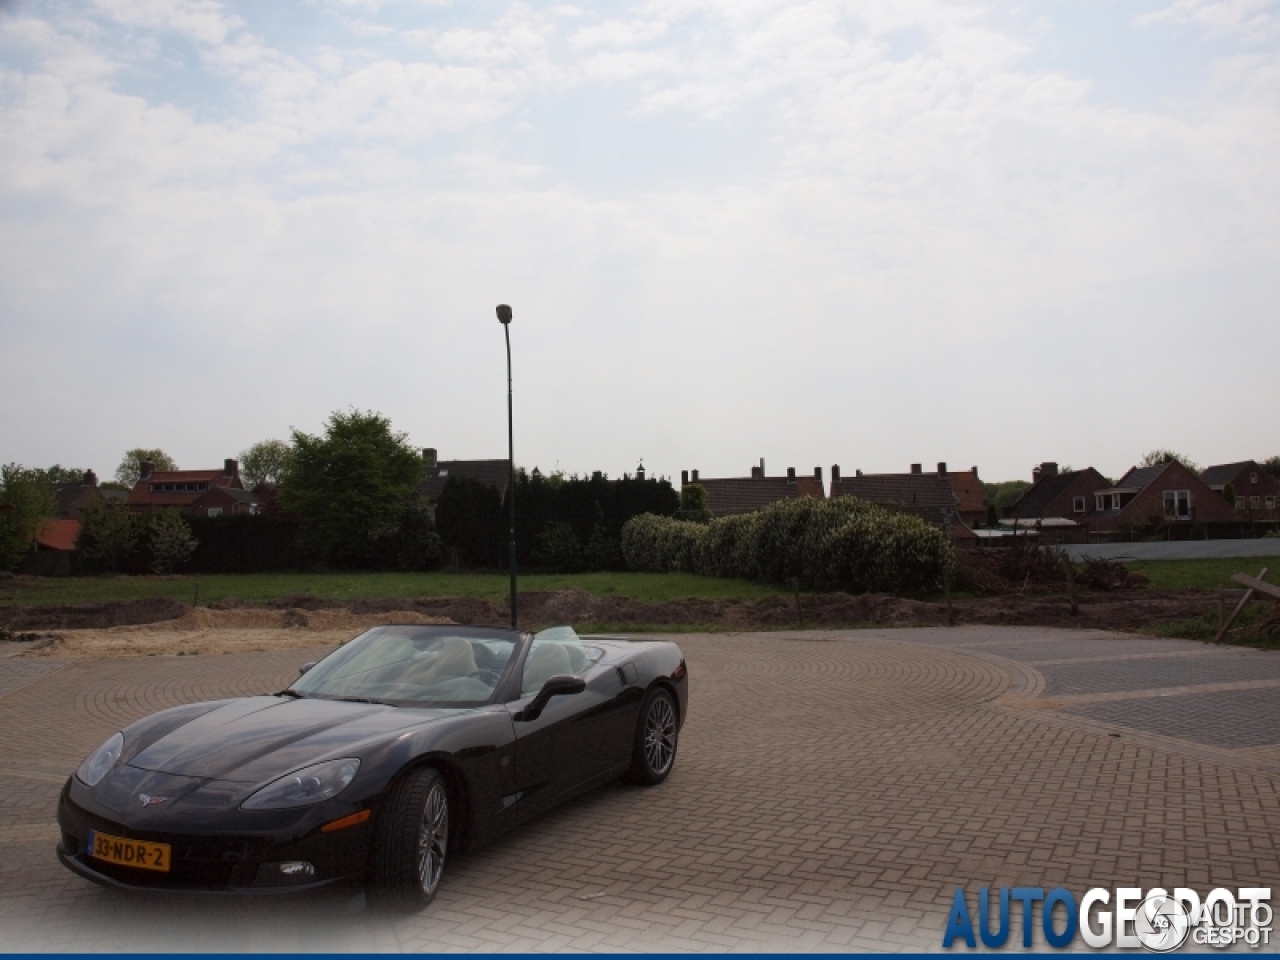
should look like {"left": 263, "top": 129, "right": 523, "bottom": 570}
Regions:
{"left": 615, "top": 664, "right": 638, "bottom": 687}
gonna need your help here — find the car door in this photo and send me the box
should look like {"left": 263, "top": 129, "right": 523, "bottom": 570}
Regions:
{"left": 506, "top": 636, "right": 629, "bottom": 820}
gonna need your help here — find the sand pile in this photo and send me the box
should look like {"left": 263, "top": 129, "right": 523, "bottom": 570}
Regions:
{"left": 21, "top": 607, "right": 453, "bottom": 658}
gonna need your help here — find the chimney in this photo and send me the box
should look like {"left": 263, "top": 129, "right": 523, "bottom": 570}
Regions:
{"left": 636, "top": 463, "right": 646, "bottom": 481}
{"left": 592, "top": 470, "right": 603, "bottom": 481}
{"left": 751, "top": 466, "right": 763, "bottom": 480}
{"left": 911, "top": 463, "right": 922, "bottom": 474}
{"left": 856, "top": 469, "right": 863, "bottom": 477}
{"left": 139, "top": 460, "right": 154, "bottom": 480}
{"left": 814, "top": 466, "right": 822, "bottom": 483}
{"left": 224, "top": 458, "right": 238, "bottom": 477}
{"left": 787, "top": 467, "right": 796, "bottom": 481}
{"left": 83, "top": 470, "right": 97, "bottom": 486}
{"left": 1033, "top": 464, "right": 1041, "bottom": 483}
{"left": 691, "top": 469, "right": 699, "bottom": 482}
{"left": 423, "top": 448, "right": 437, "bottom": 467}
{"left": 760, "top": 457, "right": 766, "bottom": 475}
{"left": 681, "top": 470, "right": 689, "bottom": 486}
{"left": 831, "top": 464, "right": 840, "bottom": 484}
{"left": 971, "top": 466, "right": 979, "bottom": 477}
{"left": 1039, "top": 461, "right": 1059, "bottom": 479}
{"left": 937, "top": 462, "right": 947, "bottom": 476}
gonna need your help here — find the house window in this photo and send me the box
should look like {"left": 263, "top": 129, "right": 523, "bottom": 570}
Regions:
{"left": 207, "top": 507, "right": 223, "bottom": 518}
{"left": 1238, "top": 499, "right": 1247, "bottom": 510}
{"left": 1095, "top": 495, "right": 1105, "bottom": 511}
{"left": 1163, "top": 490, "right": 1191, "bottom": 519}
{"left": 1267, "top": 497, "right": 1276, "bottom": 510}
{"left": 1251, "top": 496, "right": 1260, "bottom": 508}
{"left": 1251, "top": 472, "right": 1258, "bottom": 484}
{"left": 1111, "top": 494, "right": 1123, "bottom": 511}
{"left": 1073, "top": 496, "right": 1086, "bottom": 513}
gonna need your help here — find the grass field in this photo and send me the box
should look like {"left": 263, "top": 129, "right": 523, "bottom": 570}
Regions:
{"left": 1123, "top": 556, "right": 1278, "bottom": 591}
{"left": 0, "top": 571, "right": 785, "bottom": 608}
{"left": 2, "top": 556, "right": 1276, "bottom": 611}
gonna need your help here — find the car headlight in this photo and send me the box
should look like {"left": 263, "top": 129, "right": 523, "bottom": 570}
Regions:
{"left": 76, "top": 732, "right": 124, "bottom": 787}
{"left": 242, "top": 759, "right": 360, "bottom": 811}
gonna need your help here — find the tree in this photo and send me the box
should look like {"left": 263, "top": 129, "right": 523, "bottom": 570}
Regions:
{"left": 116, "top": 448, "right": 177, "bottom": 487}
{"left": 1139, "top": 449, "right": 1200, "bottom": 473}
{"left": 435, "top": 476, "right": 504, "bottom": 568}
{"left": 1264, "top": 456, "right": 1280, "bottom": 479}
{"left": 0, "top": 464, "right": 57, "bottom": 572}
{"left": 77, "top": 502, "right": 142, "bottom": 573}
{"left": 147, "top": 511, "right": 199, "bottom": 574}
{"left": 675, "top": 483, "right": 712, "bottom": 523}
{"left": 239, "top": 439, "right": 292, "bottom": 488}
{"left": 38, "top": 465, "right": 89, "bottom": 485}
{"left": 1223, "top": 482, "right": 1236, "bottom": 507}
{"left": 278, "top": 410, "right": 424, "bottom": 568}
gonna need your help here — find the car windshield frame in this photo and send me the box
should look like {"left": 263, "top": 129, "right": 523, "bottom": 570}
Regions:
{"left": 287, "top": 624, "right": 528, "bottom": 709}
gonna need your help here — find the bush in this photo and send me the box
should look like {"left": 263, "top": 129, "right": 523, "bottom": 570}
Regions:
{"left": 148, "top": 511, "right": 198, "bottom": 574}
{"left": 622, "top": 495, "right": 955, "bottom": 593}
{"left": 436, "top": 476, "right": 504, "bottom": 568}
{"left": 534, "top": 521, "right": 586, "bottom": 573}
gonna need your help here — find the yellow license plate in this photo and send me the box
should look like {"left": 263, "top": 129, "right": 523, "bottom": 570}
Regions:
{"left": 88, "top": 830, "right": 171, "bottom": 873}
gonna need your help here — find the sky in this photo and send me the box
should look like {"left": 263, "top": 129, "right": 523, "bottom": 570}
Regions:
{"left": 1, "top": 0, "right": 1277, "bottom": 488}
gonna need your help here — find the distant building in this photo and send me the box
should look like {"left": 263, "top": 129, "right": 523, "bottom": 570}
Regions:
{"left": 53, "top": 470, "right": 104, "bottom": 520}
{"left": 416, "top": 448, "right": 511, "bottom": 508}
{"left": 1201, "top": 460, "right": 1279, "bottom": 516}
{"left": 127, "top": 459, "right": 255, "bottom": 515}
{"left": 1090, "top": 460, "right": 1236, "bottom": 532}
{"left": 1005, "top": 463, "right": 1110, "bottom": 526}
{"left": 680, "top": 460, "right": 824, "bottom": 517}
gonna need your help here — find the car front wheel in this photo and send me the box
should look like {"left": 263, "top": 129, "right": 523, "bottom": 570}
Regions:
{"left": 625, "top": 686, "right": 678, "bottom": 785}
{"left": 368, "top": 767, "right": 449, "bottom": 912}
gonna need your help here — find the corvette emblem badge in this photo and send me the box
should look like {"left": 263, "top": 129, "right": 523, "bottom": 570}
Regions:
{"left": 139, "top": 794, "right": 167, "bottom": 807}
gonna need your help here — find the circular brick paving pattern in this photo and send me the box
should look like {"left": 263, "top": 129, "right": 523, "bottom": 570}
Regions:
{"left": 1, "top": 627, "right": 1278, "bottom": 952}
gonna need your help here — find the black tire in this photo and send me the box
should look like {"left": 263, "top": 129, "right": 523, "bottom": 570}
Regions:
{"left": 367, "top": 767, "right": 450, "bottom": 913}
{"left": 624, "top": 686, "right": 679, "bottom": 785}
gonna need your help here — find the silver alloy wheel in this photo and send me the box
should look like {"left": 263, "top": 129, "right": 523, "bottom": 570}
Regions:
{"left": 416, "top": 782, "right": 448, "bottom": 894}
{"left": 644, "top": 695, "right": 677, "bottom": 775}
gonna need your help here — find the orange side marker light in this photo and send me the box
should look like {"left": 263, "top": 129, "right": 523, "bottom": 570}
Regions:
{"left": 321, "top": 809, "right": 371, "bottom": 833}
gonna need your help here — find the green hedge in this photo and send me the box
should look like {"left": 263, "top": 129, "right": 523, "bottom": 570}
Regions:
{"left": 621, "top": 496, "right": 955, "bottom": 593}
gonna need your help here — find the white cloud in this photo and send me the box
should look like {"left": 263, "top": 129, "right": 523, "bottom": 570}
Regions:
{"left": 1, "top": 1, "right": 1278, "bottom": 480}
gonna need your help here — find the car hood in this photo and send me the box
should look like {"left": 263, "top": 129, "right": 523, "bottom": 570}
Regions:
{"left": 126, "top": 696, "right": 453, "bottom": 782}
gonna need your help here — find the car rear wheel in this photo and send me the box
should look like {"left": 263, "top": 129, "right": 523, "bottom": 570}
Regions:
{"left": 368, "top": 767, "right": 449, "bottom": 912}
{"left": 625, "top": 686, "right": 678, "bottom": 785}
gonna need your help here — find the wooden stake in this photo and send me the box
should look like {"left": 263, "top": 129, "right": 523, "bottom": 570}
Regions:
{"left": 1214, "top": 567, "right": 1269, "bottom": 643}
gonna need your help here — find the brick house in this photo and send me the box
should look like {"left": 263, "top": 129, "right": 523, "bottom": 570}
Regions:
{"left": 127, "top": 459, "right": 252, "bottom": 515}
{"left": 190, "top": 486, "right": 260, "bottom": 518}
{"left": 53, "top": 470, "right": 104, "bottom": 520}
{"left": 828, "top": 462, "right": 977, "bottom": 541}
{"left": 1005, "top": 463, "right": 1111, "bottom": 529}
{"left": 943, "top": 465, "right": 988, "bottom": 528}
{"left": 1201, "top": 461, "right": 1279, "bottom": 517}
{"left": 416, "top": 448, "right": 511, "bottom": 511}
{"left": 681, "top": 460, "right": 824, "bottom": 517}
{"left": 1090, "top": 460, "right": 1237, "bottom": 532}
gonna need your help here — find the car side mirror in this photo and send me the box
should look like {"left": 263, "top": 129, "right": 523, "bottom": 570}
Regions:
{"left": 515, "top": 674, "right": 585, "bottom": 722}
{"left": 299, "top": 662, "right": 316, "bottom": 676}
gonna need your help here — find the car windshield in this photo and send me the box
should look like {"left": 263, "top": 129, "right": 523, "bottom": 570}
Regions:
{"left": 290, "top": 626, "right": 519, "bottom": 707}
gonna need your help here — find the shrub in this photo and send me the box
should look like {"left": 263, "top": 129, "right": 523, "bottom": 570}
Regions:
{"left": 147, "top": 511, "right": 198, "bottom": 574}
{"left": 534, "top": 521, "right": 585, "bottom": 573}
{"left": 622, "top": 495, "right": 955, "bottom": 594}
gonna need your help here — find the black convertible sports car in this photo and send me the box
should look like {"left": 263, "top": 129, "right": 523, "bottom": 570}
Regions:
{"left": 57, "top": 624, "right": 687, "bottom": 911}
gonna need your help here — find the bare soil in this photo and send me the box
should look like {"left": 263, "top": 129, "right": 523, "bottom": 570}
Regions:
{"left": 1, "top": 586, "right": 1230, "bottom": 658}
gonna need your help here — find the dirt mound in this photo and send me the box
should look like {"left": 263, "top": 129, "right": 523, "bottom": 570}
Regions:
{"left": 21, "top": 607, "right": 456, "bottom": 658}
{"left": 0, "top": 597, "right": 188, "bottom": 630}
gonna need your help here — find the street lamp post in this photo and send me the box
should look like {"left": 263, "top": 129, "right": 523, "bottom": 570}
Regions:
{"left": 496, "top": 304, "right": 517, "bottom": 628}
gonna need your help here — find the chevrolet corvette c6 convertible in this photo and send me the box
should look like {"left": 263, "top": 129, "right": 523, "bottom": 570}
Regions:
{"left": 56, "top": 624, "right": 687, "bottom": 911}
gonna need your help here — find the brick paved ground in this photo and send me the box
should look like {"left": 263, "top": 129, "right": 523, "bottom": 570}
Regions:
{"left": 1, "top": 626, "right": 1278, "bottom": 952}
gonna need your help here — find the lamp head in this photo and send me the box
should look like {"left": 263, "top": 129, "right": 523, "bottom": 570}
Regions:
{"left": 496, "top": 304, "right": 512, "bottom": 324}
